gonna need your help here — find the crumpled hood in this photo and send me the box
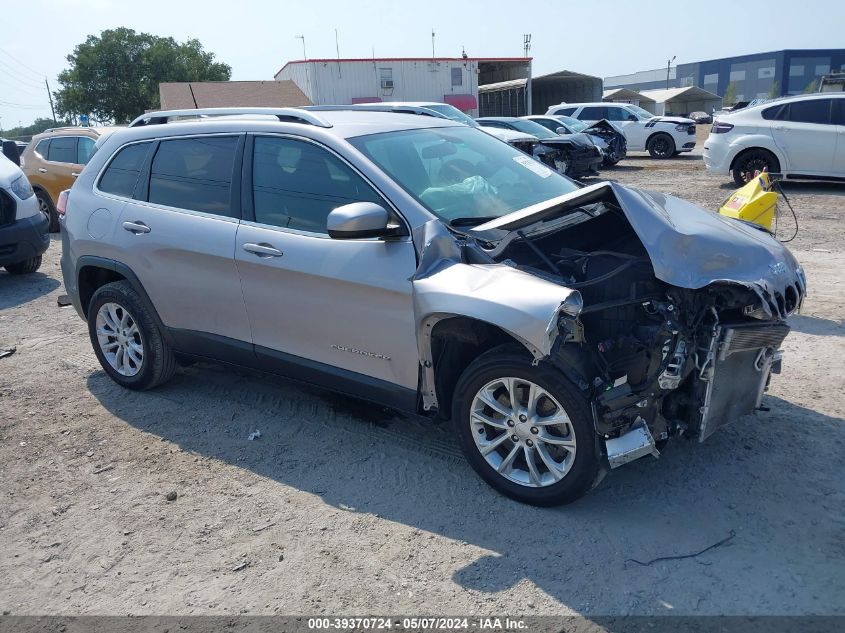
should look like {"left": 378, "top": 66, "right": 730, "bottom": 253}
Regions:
{"left": 537, "top": 132, "right": 594, "bottom": 149}
{"left": 612, "top": 184, "right": 801, "bottom": 291}
{"left": 472, "top": 181, "right": 804, "bottom": 299}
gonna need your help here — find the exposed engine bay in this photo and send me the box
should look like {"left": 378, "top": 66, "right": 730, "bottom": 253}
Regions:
{"left": 460, "top": 183, "right": 806, "bottom": 467}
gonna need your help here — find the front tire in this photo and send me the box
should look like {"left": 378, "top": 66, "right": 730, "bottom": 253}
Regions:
{"left": 732, "top": 149, "right": 780, "bottom": 186}
{"left": 452, "top": 347, "right": 599, "bottom": 506}
{"left": 4, "top": 256, "right": 42, "bottom": 275}
{"left": 647, "top": 133, "right": 675, "bottom": 159}
{"left": 87, "top": 281, "right": 176, "bottom": 390}
{"left": 36, "top": 191, "right": 58, "bottom": 233}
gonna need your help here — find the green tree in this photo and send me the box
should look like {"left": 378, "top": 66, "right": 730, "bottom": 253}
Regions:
{"left": 2, "top": 117, "right": 70, "bottom": 140}
{"left": 55, "top": 28, "right": 231, "bottom": 124}
{"left": 723, "top": 81, "right": 738, "bottom": 105}
{"left": 804, "top": 79, "right": 818, "bottom": 93}
{"left": 767, "top": 80, "right": 779, "bottom": 99}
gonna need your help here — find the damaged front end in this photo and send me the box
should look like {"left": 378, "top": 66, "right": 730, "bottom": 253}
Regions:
{"left": 582, "top": 119, "right": 627, "bottom": 165}
{"left": 532, "top": 133, "right": 603, "bottom": 179}
{"left": 463, "top": 182, "right": 806, "bottom": 468}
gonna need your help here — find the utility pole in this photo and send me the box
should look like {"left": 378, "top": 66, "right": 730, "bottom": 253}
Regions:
{"left": 45, "top": 78, "right": 57, "bottom": 123}
{"left": 666, "top": 55, "right": 676, "bottom": 90}
{"left": 523, "top": 34, "right": 532, "bottom": 58}
{"left": 431, "top": 29, "right": 435, "bottom": 58}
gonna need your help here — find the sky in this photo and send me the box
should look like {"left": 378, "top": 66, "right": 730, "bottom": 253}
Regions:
{"left": 1, "top": 0, "right": 844, "bottom": 132}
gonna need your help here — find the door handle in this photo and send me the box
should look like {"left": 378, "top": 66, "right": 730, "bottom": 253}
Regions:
{"left": 122, "top": 221, "right": 151, "bottom": 234}
{"left": 243, "top": 242, "right": 283, "bottom": 258}
{"left": 38, "top": 168, "right": 47, "bottom": 173}
{"left": 71, "top": 172, "right": 80, "bottom": 178}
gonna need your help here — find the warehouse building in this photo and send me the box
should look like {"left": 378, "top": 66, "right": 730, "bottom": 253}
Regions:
{"left": 478, "top": 70, "right": 602, "bottom": 116}
{"left": 605, "top": 49, "right": 845, "bottom": 102}
{"left": 275, "top": 56, "right": 533, "bottom": 116}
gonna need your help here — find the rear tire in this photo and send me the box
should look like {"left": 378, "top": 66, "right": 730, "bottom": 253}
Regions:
{"left": 87, "top": 280, "right": 176, "bottom": 390}
{"left": 4, "top": 256, "right": 42, "bottom": 275}
{"left": 452, "top": 346, "right": 599, "bottom": 506}
{"left": 36, "top": 190, "right": 58, "bottom": 233}
{"left": 732, "top": 149, "right": 780, "bottom": 186}
{"left": 647, "top": 133, "right": 675, "bottom": 158}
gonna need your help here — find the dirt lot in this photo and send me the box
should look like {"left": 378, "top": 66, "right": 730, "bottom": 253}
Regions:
{"left": 1, "top": 147, "right": 844, "bottom": 618}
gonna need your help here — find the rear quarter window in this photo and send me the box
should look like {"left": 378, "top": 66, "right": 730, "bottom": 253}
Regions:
{"left": 98, "top": 142, "right": 153, "bottom": 198}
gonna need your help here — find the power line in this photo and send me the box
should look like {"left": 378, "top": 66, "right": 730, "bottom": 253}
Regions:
{"left": 0, "top": 47, "right": 46, "bottom": 77}
{"left": 0, "top": 59, "right": 44, "bottom": 90}
{"left": 0, "top": 73, "right": 45, "bottom": 96}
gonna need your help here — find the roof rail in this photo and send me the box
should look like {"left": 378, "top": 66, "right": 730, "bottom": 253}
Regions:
{"left": 128, "top": 107, "right": 332, "bottom": 128}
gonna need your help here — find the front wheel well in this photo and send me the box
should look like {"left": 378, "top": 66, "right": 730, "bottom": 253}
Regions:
{"left": 429, "top": 317, "right": 529, "bottom": 417}
{"left": 78, "top": 265, "right": 126, "bottom": 317}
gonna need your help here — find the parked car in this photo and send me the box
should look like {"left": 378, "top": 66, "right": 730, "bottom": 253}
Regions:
{"left": 62, "top": 107, "right": 804, "bottom": 506}
{"left": 476, "top": 117, "right": 603, "bottom": 178}
{"left": 546, "top": 102, "right": 697, "bottom": 158}
{"left": 21, "top": 126, "right": 120, "bottom": 232}
{"left": 703, "top": 93, "right": 845, "bottom": 185}
{"left": 688, "top": 111, "right": 713, "bottom": 124}
{"left": 523, "top": 115, "right": 627, "bottom": 165}
{"left": 0, "top": 149, "right": 49, "bottom": 275}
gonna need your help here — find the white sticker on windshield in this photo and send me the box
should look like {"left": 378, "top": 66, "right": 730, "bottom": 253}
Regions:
{"left": 513, "top": 155, "right": 552, "bottom": 178}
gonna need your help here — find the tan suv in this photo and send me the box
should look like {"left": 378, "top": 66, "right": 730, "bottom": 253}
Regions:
{"left": 22, "top": 126, "right": 119, "bottom": 231}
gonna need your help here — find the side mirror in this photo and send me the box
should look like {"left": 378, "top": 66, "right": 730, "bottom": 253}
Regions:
{"left": 627, "top": 115, "right": 638, "bottom": 122}
{"left": 327, "top": 202, "right": 401, "bottom": 239}
{"left": 555, "top": 127, "right": 568, "bottom": 135}
{"left": 2, "top": 140, "right": 21, "bottom": 166}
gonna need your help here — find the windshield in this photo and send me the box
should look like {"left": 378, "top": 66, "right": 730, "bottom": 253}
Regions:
{"left": 554, "top": 115, "right": 587, "bottom": 132}
{"left": 627, "top": 105, "right": 654, "bottom": 120}
{"left": 423, "top": 104, "right": 479, "bottom": 127}
{"left": 507, "top": 119, "right": 559, "bottom": 140}
{"left": 350, "top": 126, "right": 579, "bottom": 223}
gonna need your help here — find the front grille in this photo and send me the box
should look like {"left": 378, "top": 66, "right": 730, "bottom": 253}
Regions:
{"left": 0, "top": 190, "right": 15, "bottom": 226}
{"left": 720, "top": 323, "right": 790, "bottom": 358}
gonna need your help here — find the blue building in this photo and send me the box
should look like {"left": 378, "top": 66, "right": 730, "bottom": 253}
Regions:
{"left": 605, "top": 49, "right": 845, "bottom": 102}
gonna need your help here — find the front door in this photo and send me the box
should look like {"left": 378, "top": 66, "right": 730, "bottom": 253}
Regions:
{"left": 235, "top": 135, "right": 419, "bottom": 395}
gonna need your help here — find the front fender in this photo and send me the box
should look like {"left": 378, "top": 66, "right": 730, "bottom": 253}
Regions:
{"left": 413, "top": 261, "right": 581, "bottom": 411}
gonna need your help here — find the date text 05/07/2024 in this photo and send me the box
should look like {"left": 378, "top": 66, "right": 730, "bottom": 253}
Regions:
{"left": 307, "top": 617, "right": 528, "bottom": 630}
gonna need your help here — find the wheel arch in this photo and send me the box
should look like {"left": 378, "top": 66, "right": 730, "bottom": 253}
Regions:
{"left": 728, "top": 144, "right": 783, "bottom": 173}
{"left": 421, "top": 314, "right": 535, "bottom": 417}
{"left": 645, "top": 129, "right": 674, "bottom": 147}
{"left": 76, "top": 256, "right": 172, "bottom": 344}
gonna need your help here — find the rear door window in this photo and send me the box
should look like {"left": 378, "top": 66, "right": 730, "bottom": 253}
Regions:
{"left": 148, "top": 136, "right": 238, "bottom": 216}
{"left": 579, "top": 106, "right": 608, "bottom": 120}
{"left": 786, "top": 99, "right": 832, "bottom": 125}
{"left": 833, "top": 99, "right": 845, "bottom": 126}
{"left": 47, "top": 136, "right": 78, "bottom": 163}
{"left": 552, "top": 107, "right": 576, "bottom": 116}
{"left": 98, "top": 142, "right": 153, "bottom": 198}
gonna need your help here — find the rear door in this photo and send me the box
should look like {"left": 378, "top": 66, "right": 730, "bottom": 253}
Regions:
{"left": 605, "top": 106, "right": 646, "bottom": 150}
{"left": 770, "top": 98, "right": 836, "bottom": 175}
{"left": 235, "top": 134, "right": 419, "bottom": 393}
{"left": 40, "top": 135, "right": 79, "bottom": 201}
{"left": 108, "top": 134, "right": 252, "bottom": 349}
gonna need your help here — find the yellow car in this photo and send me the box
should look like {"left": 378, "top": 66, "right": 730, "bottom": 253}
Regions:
{"left": 21, "top": 126, "right": 120, "bottom": 231}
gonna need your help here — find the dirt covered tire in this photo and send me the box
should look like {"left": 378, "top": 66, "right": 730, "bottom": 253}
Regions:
{"left": 36, "top": 190, "right": 59, "bottom": 233}
{"left": 647, "top": 133, "right": 675, "bottom": 159}
{"left": 4, "top": 255, "right": 42, "bottom": 275}
{"left": 732, "top": 149, "right": 780, "bottom": 186}
{"left": 87, "top": 280, "right": 176, "bottom": 390}
{"left": 452, "top": 346, "right": 599, "bottom": 506}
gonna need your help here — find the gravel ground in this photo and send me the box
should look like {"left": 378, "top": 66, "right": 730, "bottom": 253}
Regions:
{"left": 1, "top": 148, "right": 844, "bottom": 618}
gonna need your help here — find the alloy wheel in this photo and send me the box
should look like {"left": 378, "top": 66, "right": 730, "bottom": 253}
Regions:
{"left": 470, "top": 377, "right": 577, "bottom": 488}
{"left": 95, "top": 302, "right": 144, "bottom": 376}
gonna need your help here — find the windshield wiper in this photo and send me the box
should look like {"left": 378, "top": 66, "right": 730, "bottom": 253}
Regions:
{"left": 449, "top": 216, "right": 499, "bottom": 227}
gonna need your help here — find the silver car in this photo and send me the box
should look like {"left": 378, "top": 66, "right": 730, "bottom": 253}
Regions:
{"left": 61, "top": 107, "right": 805, "bottom": 505}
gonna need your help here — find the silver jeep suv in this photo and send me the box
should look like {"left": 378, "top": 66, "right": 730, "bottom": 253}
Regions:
{"left": 61, "top": 107, "right": 805, "bottom": 505}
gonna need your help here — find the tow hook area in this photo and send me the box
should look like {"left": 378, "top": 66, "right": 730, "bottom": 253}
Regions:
{"left": 605, "top": 419, "right": 660, "bottom": 469}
